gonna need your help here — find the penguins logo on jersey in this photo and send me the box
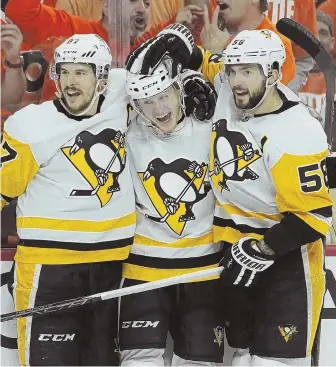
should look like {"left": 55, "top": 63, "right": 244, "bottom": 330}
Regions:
{"left": 213, "top": 326, "right": 224, "bottom": 347}
{"left": 210, "top": 119, "right": 261, "bottom": 192}
{"left": 261, "top": 30, "right": 272, "bottom": 39}
{"left": 278, "top": 325, "right": 298, "bottom": 342}
{"left": 62, "top": 128, "right": 126, "bottom": 207}
{"left": 138, "top": 158, "right": 211, "bottom": 235}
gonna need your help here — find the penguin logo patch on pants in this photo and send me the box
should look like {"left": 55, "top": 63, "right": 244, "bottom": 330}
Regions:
{"left": 62, "top": 128, "right": 126, "bottom": 207}
{"left": 210, "top": 119, "right": 261, "bottom": 192}
{"left": 139, "top": 158, "right": 211, "bottom": 235}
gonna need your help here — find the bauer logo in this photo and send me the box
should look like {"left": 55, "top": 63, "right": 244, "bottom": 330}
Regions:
{"left": 38, "top": 334, "right": 75, "bottom": 342}
{"left": 121, "top": 321, "right": 160, "bottom": 329}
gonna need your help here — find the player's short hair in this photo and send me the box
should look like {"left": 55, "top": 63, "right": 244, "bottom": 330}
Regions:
{"left": 317, "top": 10, "right": 334, "bottom": 37}
{"left": 260, "top": 0, "right": 268, "bottom": 13}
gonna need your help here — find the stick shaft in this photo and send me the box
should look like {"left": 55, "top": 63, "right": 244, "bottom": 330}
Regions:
{"left": 1, "top": 267, "right": 223, "bottom": 322}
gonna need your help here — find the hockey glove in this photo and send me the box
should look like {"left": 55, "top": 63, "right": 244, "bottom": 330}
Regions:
{"left": 181, "top": 70, "right": 217, "bottom": 121}
{"left": 126, "top": 23, "right": 195, "bottom": 77}
{"left": 220, "top": 237, "right": 275, "bottom": 288}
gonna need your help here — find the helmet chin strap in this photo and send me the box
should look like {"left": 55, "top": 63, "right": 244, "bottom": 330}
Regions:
{"left": 244, "top": 76, "right": 279, "bottom": 114}
{"left": 55, "top": 80, "right": 107, "bottom": 117}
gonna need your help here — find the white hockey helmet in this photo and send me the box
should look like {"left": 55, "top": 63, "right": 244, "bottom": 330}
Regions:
{"left": 223, "top": 29, "right": 286, "bottom": 81}
{"left": 50, "top": 34, "right": 112, "bottom": 116}
{"left": 126, "top": 64, "right": 185, "bottom": 139}
{"left": 51, "top": 34, "right": 112, "bottom": 81}
{"left": 126, "top": 64, "right": 180, "bottom": 100}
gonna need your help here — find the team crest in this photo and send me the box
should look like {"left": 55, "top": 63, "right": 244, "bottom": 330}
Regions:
{"left": 210, "top": 119, "right": 262, "bottom": 192}
{"left": 278, "top": 325, "right": 298, "bottom": 342}
{"left": 62, "top": 128, "right": 126, "bottom": 207}
{"left": 213, "top": 326, "right": 224, "bottom": 347}
{"left": 139, "top": 158, "right": 211, "bottom": 235}
{"left": 261, "top": 30, "right": 272, "bottom": 39}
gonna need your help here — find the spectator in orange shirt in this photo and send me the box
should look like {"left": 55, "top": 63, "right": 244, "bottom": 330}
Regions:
{"left": 56, "top": 0, "right": 103, "bottom": 21}
{"left": 5, "top": 0, "right": 154, "bottom": 48}
{"left": 5, "top": 0, "right": 199, "bottom": 49}
{"left": 300, "top": 10, "right": 334, "bottom": 114}
{"left": 318, "top": 0, "right": 336, "bottom": 60}
{"left": 200, "top": 1, "right": 295, "bottom": 85}
{"left": 1, "top": 17, "right": 26, "bottom": 116}
{"left": 267, "top": 0, "right": 318, "bottom": 92}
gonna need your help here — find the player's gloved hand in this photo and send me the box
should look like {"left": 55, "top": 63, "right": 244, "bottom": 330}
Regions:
{"left": 125, "top": 23, "right": 195, "bottom": 77}
{"left": 219, "top": 237, "right": 275, "bottom": 288}
{"left": 181, "top": 70, "right": 217, "bottom": 121}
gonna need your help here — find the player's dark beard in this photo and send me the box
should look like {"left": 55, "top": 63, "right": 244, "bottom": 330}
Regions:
{"left": 233, "top": 83, "right": 267, "bottom": 110}
{"left": 62, "top": 88, "right": 95, "bottom": 114}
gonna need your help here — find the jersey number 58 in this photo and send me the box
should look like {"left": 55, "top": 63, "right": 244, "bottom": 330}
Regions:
{"left": 297, "top": 159, "right": 328, "bottom": 193}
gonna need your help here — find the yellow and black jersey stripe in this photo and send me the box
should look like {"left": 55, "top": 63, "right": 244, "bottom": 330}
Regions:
{"left": 122, "top": 233, "right": 222, "bottom": 282}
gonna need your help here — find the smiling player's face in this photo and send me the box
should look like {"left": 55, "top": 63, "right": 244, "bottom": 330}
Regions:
{"left": 137, "top": 85, "right": 183, "bottom": 133}
{"left": 226, "top": 63, "right": 267, "bottom": 110}
{"left": 59, "top": 63, "right": 97, "bottom": 114}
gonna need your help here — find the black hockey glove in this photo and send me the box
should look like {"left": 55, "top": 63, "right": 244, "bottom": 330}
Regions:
{"left": 126, "top": 23, "right": 195, "bottom": 77}
{"left": 181, "top": 70, "right": 217, "bottom": 121}
{"left": 219, "top": 238, "right": 275, "bottom": 288}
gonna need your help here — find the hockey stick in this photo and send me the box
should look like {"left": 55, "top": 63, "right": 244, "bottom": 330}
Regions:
{"left": 70, "top": 144, "right": 122, "bottom": 196}
{"left": 276, "top": 18, "right": 335, "bottom": 151}
{"left": 146, "top": 163, "right": 205, "bottom": 223}
{"left": 1, "top": 266, "right": 223, "bottom": 322}
{"left": 209, "top": 149, "right": 259, "bottom": 177}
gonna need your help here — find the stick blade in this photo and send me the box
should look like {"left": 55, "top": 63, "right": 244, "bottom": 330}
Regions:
{"left": 276, "top": 18, "right": 322, "bottom": 59}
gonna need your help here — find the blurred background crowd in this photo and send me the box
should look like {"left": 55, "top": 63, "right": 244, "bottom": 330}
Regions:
{"left": 1, "top": 0, "right": 335, "bottom": 246}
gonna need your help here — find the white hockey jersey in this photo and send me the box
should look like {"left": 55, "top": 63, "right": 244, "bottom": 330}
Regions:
{"left": 123, "top": 116, "right": 222, "bottom": 282}
{"left": 1, "top": 69, "right": 136, "bottom": 265}
{"left": 210, "top": 81, "right": 333, "bottom": 271}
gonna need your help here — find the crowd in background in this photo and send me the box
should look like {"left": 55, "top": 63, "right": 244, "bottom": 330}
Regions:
{"left": 1, "top": 0, "right": 335, "bottom": 245}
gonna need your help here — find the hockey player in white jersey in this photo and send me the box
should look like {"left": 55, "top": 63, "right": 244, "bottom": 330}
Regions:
{"left": 119, "top": 65, "right": 223, "bottom": 366}
{"left": 1, "top": 34, "right": 136, "bottom": 366}
{"left": 211, "top": 30, "right": 333, "bottom": 367}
